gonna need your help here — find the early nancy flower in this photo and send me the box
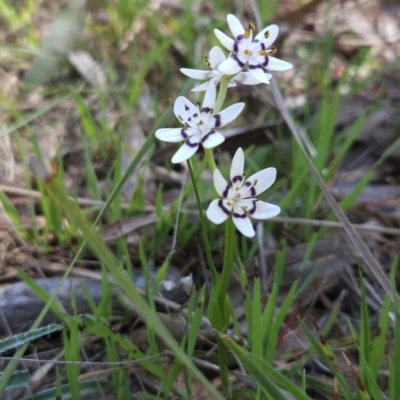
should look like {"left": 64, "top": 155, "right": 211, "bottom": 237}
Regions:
{"left": 206, "top": 147, "right": 280, "bottom": 237}
{"left": 155, "top": 83, "right": 244, "bottom": 164}
{"left": 214, "top": 14, "right": 293, "bottom": 84}
{"left": 180, "top": 46, "right": 272, "bottom": 91}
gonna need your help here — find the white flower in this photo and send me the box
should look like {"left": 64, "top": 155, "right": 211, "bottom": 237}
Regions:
{"left": 214, "top": 14, "right": 293, "bottom": 83}
{"left": 180, "top": 46, "right": 272, "bottom": 91}
{"left": 206, "top": 147, "right": 280, "bottom": 237}
{"left": 155, "top": 83, "right": 244, "bottom": 164}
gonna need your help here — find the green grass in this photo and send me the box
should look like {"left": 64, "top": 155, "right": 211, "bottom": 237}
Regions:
{"left": 0, "top": 0, "right": 399, "bottom": 398}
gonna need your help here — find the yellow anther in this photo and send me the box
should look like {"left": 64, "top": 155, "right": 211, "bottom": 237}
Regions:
{"left": 249, "top": 22, "right": 255, "bottom": 31}
{"left": 259, "top": 50, "right": 266, "bottom": 56}
{"left": 269, "top": 46, "right": 277, "bottom": 55}
{"left": 244, "top": 49, "right": 250, "bottom": 56}
{"left": 254, "top": 179, "right": 258, "bottom": 186}
{"left": 244, "top": 30, "right": 250, "bottom": 39}
{"left": 265, "top": 30, "right": 270, "bottom": 39}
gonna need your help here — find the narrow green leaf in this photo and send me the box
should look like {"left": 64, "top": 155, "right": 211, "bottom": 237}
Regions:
{"left": 220, "top": 333, "right": 312, "bottom": 400}
{"left": 0, "top": 325, "right": 62, "bottom": 353}
{"left": 298, "top": 318, "right": 353, "bottom": 398}
{"left": 0, "top": 370, "right": 29, "bottom": 388}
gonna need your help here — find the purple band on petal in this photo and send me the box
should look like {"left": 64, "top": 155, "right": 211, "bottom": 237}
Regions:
{"left": 218, "top": 199, "right": 231, "bottom": 216}
{"left": 222, "top": 183, "right": 231, "bottom": 198}
{"left": 186, "top": 138, "right": 199, "bottom": 148}
{"left": 262, "top": 56, "right": 269, "bottom": 67}
{"left": 181, "top": 129, "right": 188, "bottom": 139}
{"left": 247, "top": 200, "right": 257, "bottom": 215}
{"left": 233, "top": 211, "right": 246, "bottom": 218}
{"left": 213, "top": 114, "right": 221, "bottom": 127}
{"left": 232, "top": 175, "right": 243, "bottom": 184}
{"left": 193, "top": 113, "right": 198, "bottom": 118}
{"left": 237, "top": 34, "right": 245, "bottom": 41}
{"left": 249, "top": 64, "right": 263, "bottom": 70}
{"left": 201, "top": 107, "right": 212, "bottom": 114}
{"left": 233, "top": 55, "right": 245, "bottom": 68}
{"left": 201, "top": 130, "right": 215, "bottom": 143}
{"left": 233, "top": 42, "right": 239, "bottom": 52}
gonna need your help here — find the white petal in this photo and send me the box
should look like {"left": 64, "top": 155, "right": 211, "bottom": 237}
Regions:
{"left": 155, "top": 128, "right": 186, "bottom": 143}
{"left": 191, "top": 81, "right": 215, "bottom": 92}
{"left": 201, "top": 82, "right": 216, "bottom": 112}
{"left": 213, "top": 168, "right": 229, "bottom": 198}
{"left": 265, "top": 56, "right": 293, "bottom": 71}
{"left": 248, "top": 200, "right": 280, "bottom": 219}
{"left": 174, "top": 96, "right": 198, "bottom": 124}
{"left": 241, "top": 167, "right": 277, "bottom": 197}
{"left": 214, "top": 29, "right": 235, "bottom": 51}
{"left": 201, "top": 130, "right": 225, "bottom": 149}
{"left": 180, "top": 68, "right": 212, "bottom": 80}
{"left": 206, "top": 199, "right": 232, "bottom": 224}
{"left": 215, "top": 102, "right": 245, "bottom": 128}
{"left": 235, "top": 71, "right": 270, "bottom": 85}
{"left": 218, "top": 57, "right": 246, "bottom": 75}
{"left": 230, "top": 147, "right": 245, "bottom": 189}
{"left": 227, "top": 14, "right": 245, "bottom": 39}
{"left": 171, "top": 141, "right": 199, "bottom": 164}
{"left": 249, "top": 68, "right": 272, "bottom": 84}
{"left": 232, "top": 208, "right": 255, "bottom": 237}
{"left": 208, "top": 46, "right": 227, "bottom": 69}
{"left": 255, "top": 24, "right": 279, "bottom": 48}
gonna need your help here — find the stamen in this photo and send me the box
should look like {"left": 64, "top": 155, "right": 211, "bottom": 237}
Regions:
{"left": 244, "top": 49, "right": 251, "bottom": 56}
{"left": 269, "top": 46, "right": 277, "bottom": 55}
{"left": 264, "top": 30, "right": 270, "bottom": 39}
{"left": 205, "top": 56, "right": 211, "bottom": 69}
{"left": 259, "top": 50, "right": 266, "bottom": 56}
{"left": 249, "top": 22, "right": 255, "bottom": 31}
{"left": 244, "top": 30, "right": 250, "bottom": 39}
{"left": 254, "top": 179, "right": 258, "bottom": 186}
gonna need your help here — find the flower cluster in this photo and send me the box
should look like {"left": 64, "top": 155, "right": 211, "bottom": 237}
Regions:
{"left": 155, "top": 14, "right": 292, "bottom": 237}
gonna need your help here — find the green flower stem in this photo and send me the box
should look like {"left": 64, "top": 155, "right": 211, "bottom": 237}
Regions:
{"left": 203, "top": 75, "right": 232, "bottom": 174}
{"left": 204, "top": 148, "right": 217, "bottom": 174}
{"left": 214, "top": 75, "right": 231, "bottom": 114}
{"left": 187, "top": 159, "right": 219, "bottom": 283}
{"left": 217, "top": 335, "right": 229, "bottom": 389}
{"left": 218, "top": 215, "right": 235, "bottom": 310}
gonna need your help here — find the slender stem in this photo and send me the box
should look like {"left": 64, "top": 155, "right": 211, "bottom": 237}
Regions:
{"left": 203, "top": 76, "right": 232, "bottom": 174}
{"left": 217, "top": 336, "right": 229, "bottom": 390}
{"left": 214, "top": 75, "right": 231, "bottom": 113}
{"left": 204, "top": 148, "right": 217, "bottom": 174}
{"left": 218, "top": 215, "right": 235, "bottom": 310}
{"left": 187, "top": 159, "right": 219, "bottom": 282}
